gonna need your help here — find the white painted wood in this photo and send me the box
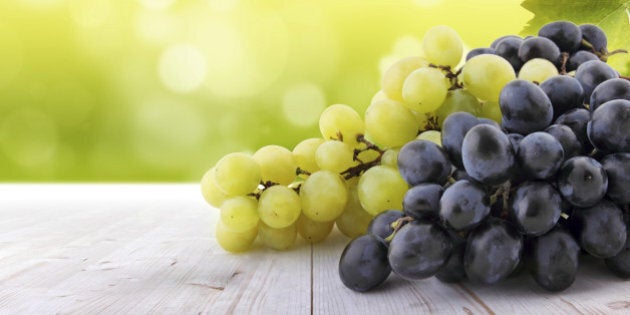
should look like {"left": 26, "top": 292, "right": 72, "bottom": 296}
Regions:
{"left": 1, "top": 184, "right": 630, "bottom": 314}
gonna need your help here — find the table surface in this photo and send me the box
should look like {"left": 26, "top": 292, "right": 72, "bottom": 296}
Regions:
{"left": 1, "top": 184, "right": 629, "bottom": 314}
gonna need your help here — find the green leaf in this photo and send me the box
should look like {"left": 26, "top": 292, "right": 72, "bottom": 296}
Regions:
{"left": 520, "top": 0, "right": 630, "bottom": 75}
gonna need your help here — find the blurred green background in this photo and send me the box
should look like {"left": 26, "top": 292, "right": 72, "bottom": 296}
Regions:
{"left": 0, "top": 0, "right": 623, "bottom": 181}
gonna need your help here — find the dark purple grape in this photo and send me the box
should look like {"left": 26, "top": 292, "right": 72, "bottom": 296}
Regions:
{"left": 518, "top": 36, "right": 561, "bottom": 64}
{"left": 545, "top": 124, "right": 581, "bottom": 159}
{"left": 398, "top": 140, "right": 451, "bottom": 186}
{"left": 367, "top": 210, "right": 404, "bottom": 241}
{"left": 538, "top": 20, "right": 582, "bottom": 53}
{"left": 388, "top": 221, "right": 452, "bottom": 280}
{"left": 441, "top": 112, "right": 483, "bottom": 168}
{"left": 570, "top": 199, "right": 627, "bottom": 258}
{"left": 587, "top": 99, "right": 630, "bottom": 153}
{"left": 516, "top": 132, "right": 564, "bottom": 180}
{"left": 403, "top": 184, "right": 443, "bottom": 221}
{"left": 601, "top": 153, "right": 630, "bottom": 204}
{"left": 464, "top": 218, "right": 522, "bottom": 284}
{"left": 439, "top": 180, "right": 490, "bottom": 231}
{"left": 567, "top": 50, "right": 599, "bottom": 72}
{"left": 339, "top": 234, "right": 391, "bottom": 292}
{"left": 500, "top": 80, "right": 553, "bottom": 135}
{"left": 509, "top": 181, "right": 562, "bottom": 236}
{"left": 495, "top": 37, "right": 524, "bottom": 71}
{"left": 452, "top": 168, "right": 472, "bottom": 181}
{"left": 466, "top": 47, "right": 496, "bottom": 60}
{"left": 579, "top": 24, "right": 607, "bottom": 54}
{"left": 590, "top": 78, "right": 630, "bottom": 112}
{"left": 605, "top": 229, "right": 630, "bottom": 279}
{"left": 557, "top": 156, "right": 607, "bottom": 207}
{"left": 554, "top": 108, "right": 592, "bottom": 153}
{"left": 462, "top": 124, "right": 515, "bottom": 186}
{"left": 435, "top": 230, "right": 467, "bottom": 283}
{"left": 540, "top": 75, "right": 584, "bottom": 119}
{"left": 529, "top": 228, "right": 580, "bottom": 291}
{"left": 490, "top": 35, "right": 521, "bottom": 49}
{"left": 575, "top": 60, "right": 618, "bottom": 103}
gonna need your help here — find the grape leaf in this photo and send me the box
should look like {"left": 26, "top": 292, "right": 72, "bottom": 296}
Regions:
{"left": 520, "top": 0, "right": 630, "bottom": 75}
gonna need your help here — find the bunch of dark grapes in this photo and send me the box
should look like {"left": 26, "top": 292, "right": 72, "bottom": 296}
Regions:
{"left": 339, "top": 21, "right": 630, "bottom": 293}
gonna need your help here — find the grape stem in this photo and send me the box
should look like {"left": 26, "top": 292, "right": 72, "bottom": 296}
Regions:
{"left": 296, "top": 167, "right": 311, "bottom": 177}
{"left": 384, "top": 216, "right": 415, "bottom": 242}
{"left": 429, "top": 63, "right": 463, "bottom": 90}
{"left": 488, "top": 181, "right": 512, "bottom": 219}
{"left": 341, "top": 134, "right": 384, "bottom": 180}
{"left": 559, "top": 52, "right": 569, "bottom": 75}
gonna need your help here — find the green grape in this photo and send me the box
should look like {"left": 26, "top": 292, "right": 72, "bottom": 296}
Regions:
{"left": 253, "top": 145, "right": 297, "bottom": 186}
{"left": 215, "top": 221, "right": 258, "bottom": 253}
{"left": 336, "top": 183, "right": 373, "bottom": 238}
{"left": 417, "top": 130, "right": 442, "bottom": 146}
{"left": 259, "top": 222, "right": 297, "bottom": 251}
{"left": 319, "top": 104, "right": 365, "bottom": 145}
{"left": 220, "top": 196, "right": 259, "bottom": 232}
{"left": 200, "top": 167, "right": 228, "bottom": 208}
{"left": 292, "top": 138, "right": 324, "bottom": 176}
{"left": 411, "top": 109, "right": 430, "bottom": 130}
{"left": 355, "top": 147, "right": 380, "bottom": 164}
{"left": 358, "top": 165, "right": 408, "bottom": 216}
{"left": 300, "top": 170, "right": 348, "bottom": 222}
{"left": 257, "top": 185, "right": 301, "bottom": 229}
{"left": 381, "top": 56, "right": 429, "bottom": 101}
{"left": 434, "top": 89, "right": 481, "bottom": 126}
{"left": 380, "top": 148, "right": 400, "bottom": 169}
{"left": 214, "top": 152, "right": 261, "bottom": 196}
{"left": 462, "top": 54, "right": 516, "bottom": 101}
{"left": 422, "top": 25, "right": 463, "bottom": 68}
{"left": 297, "top": 213, "right": 334, "bottom": 243}
{"left": 479, "top": 100, "right": 503, "bottom": 124}
{"left": 365, "top": 100, "right": 418, "bottom": 148}
{"left": 315, "top": 140, "right": 356, "bottom": 173}
{"left": 402, "top": 67, "right": 449, "bottom": 113}
{"left": 371, "top": 90, "right": 390, "bottom": 105}
{"left": 518, "top": 58, "right": 559, "bottom": 83}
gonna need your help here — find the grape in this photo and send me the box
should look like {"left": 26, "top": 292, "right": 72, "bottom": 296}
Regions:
{"left": 567, "top": 50, "right": 599, "bottom": 72}
{"left": 336, "top": 183, "right": 373, "bottom": 238}
{"left": 517, "top": 36, "right": 561, "bottom": 64}
{"left": 518, "top": 58, "right": 558, "bottom": 83}
{"left": 434, "top": 89, "right": 481, "bottom": 126}
{"left": 557, "top": 156, "right": 607, "bottom": 207}
{"left": 422, "top": 25, "right": 463, "bottom": 68}
{"left": 358, "top": 165, "right": 408, "bottom": 216}
{"left": 478, "top": 101, "right": 502, "bottom": 124}
{"left": 371, "top": 90, "right": 388, "bottom": 104}
{"left": 528, "top": 228, "right": 580, "bottom": 292}
{"left": 365, "top": 99, "right": 418, "bottom": 148}
{"left": 544, "top": 124, "right": 581, "bottom": 159}
{"left": 253, "top": 145, "right": 297, "bottom": 186}
{"left": 605, "top": 230, "right": 630, "bottom": 279}
{"left": 293, "top": 138, "right": 325, "bottom": 176}
{"left": 441, "top": 112, "right": 482, "bottom": 168}
{"left": 462, "top": 124, "right": 515, "bottom": 186}
{"left": 315, "top": 140, "right": 356, "bottom": 174}
{"left": 509, "top": 181, "right": 562, "bottom": 236}
{"left": 339, "top": 234, "right": 391, "bottom": 292}
{"left": 259, "top": 222, "right": 297, "bottom": 251}
{"left": 462, "top": 54, "right": 516, "bottom": 101}
{"left": 587, "top": 99, "right": 630, "bottom": 153}
{"left": 466, "top": 47, "right": 496, "bottom": 60}
{"left": 494, "top": 36, "right": 524, "bottom": 72}
{"left": 380, "top": 148, "right": 399, "bottom": 169}
{"left": 200, "top": 167, "right": 228, "bottom": 208}
{"left": 589, "top": 78, "right": 630, "bottom": 112}
{"left": 570, "top": 199, "right": 627, "bottom": 258}
{"left": 215, "top": 221, "right": 258, "bottom": 253}
{"left": 440, "top": 179, "right": 490, "bottom": 231}
{"left": 539, "top": 75, "right": 585, "bottom": 119}
{"left": 464, "top": 218, "right": 522, "bottom": 284}
{"left": 297, "top": 214, "right": 334, "bottom": 244}
{"left": 319, "top": 104, "right": 365, "bottom": 145}
{"left": 367, "top": 210, "right": 404, "bottom": 240}
{"left": 402, "top": 67, "right": 449, "bottom": 113}
{"left": 538, "top": 20, "right": 582, "bottom": 53}
{"left": 214, "top": 152, "right": 261, "bottom": 196}
{"left": 403, "top": 183, "right": 443, "bottom": 221}
{"left": 257, "top": 185, "right": 301, "bottom": 229}
{"left": 600, "top": 153, "right": 630, "bottom": 205}
{"left": 300, "top": 170, "right": 348, "bottom": 222}
{"left": 220, "top": 196, "right": 260, "bottom": 232}
{"left": 416, "top": 130, "right": 442, "bottom": 146}
{"left": 516, "top": 132, "right": 564, "bottom": 180}
{"left": 579, "top": 24, "right": 607, "bottom": 54}
{"left": 555, "top": 108, "right": 592, "bottom": 153}
{"left": 435, "top": 230, "right": 467, "bottom": 283}
{"left": 499, "top": 79, "right": 553, "bottom": 135}
{"left": 490, "top": 35, "right": 521, "bottom": 49}
{"left": 381, "top": 57, "right": 429, "bottom": 101}
{"left": 575, "top": 60, "right": 618, "bottom": 103}
{"left": 398, "top": 140, "right": 451, "bottom": 186}
{"left": 388, "top": 221, "right": 452, "bottom": 280}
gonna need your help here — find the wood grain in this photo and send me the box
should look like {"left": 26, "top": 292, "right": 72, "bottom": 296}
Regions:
{"left": 1, "top": 184, "right": 629, "bottom": 314}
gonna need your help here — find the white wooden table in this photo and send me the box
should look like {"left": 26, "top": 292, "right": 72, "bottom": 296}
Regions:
{"left": 1, "top": 184, "right": 629, "bottom": 314}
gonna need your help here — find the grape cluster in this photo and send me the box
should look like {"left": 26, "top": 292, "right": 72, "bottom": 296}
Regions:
{"left": 339, "top": 21, "right": 630, "bottom": 293}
